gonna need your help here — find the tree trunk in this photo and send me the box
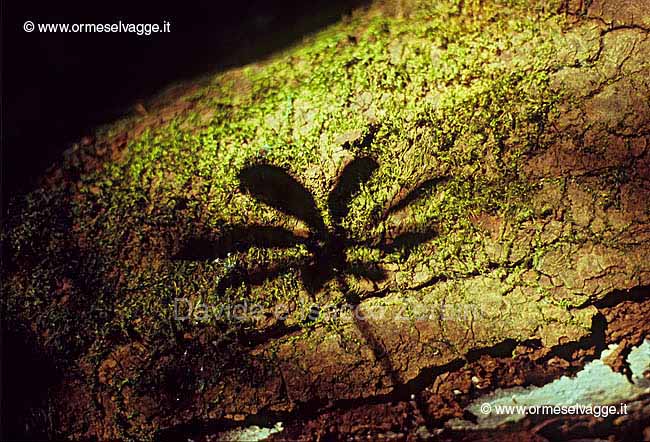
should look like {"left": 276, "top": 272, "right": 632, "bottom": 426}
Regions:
{"left": 3, "top": 0, "right": 650, "bottom": 440}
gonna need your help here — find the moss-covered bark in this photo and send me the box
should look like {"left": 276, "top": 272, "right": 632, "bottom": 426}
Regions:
{"left": 2, "top": 0, "right": 649, "bottom": 439}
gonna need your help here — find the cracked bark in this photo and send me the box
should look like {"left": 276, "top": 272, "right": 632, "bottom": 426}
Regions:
{"left": 3, "top": 0, "right": 650, "bottom": 440}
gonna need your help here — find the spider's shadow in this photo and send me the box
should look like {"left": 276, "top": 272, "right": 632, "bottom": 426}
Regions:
{"left": 174, "top": 156, "right": 448, "bottom": 409}
{"left": 175, "top": 156, "right": 444, "bottom": 329}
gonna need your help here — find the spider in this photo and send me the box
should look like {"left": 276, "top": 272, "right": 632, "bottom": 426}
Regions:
{"left": 178, "top": 156, "right": 444, "bottom": 310}
{"left": 177, "top": 156, "right": 447, "bottom": 407}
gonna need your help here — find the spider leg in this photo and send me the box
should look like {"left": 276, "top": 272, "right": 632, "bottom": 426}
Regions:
{"left": 173, "top": 225, "right": 307, "bottom": 260}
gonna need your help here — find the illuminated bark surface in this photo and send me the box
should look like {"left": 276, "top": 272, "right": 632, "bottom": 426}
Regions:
{"left": 3, "top": 0, "right": 650, "bottom": 439}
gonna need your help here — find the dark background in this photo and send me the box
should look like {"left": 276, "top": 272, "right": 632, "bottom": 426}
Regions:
{"left": 2, "top": 0, "right": 367, "bottom": 211}
{"left": 1, "top": 1, "right": 366, "bottom": 440}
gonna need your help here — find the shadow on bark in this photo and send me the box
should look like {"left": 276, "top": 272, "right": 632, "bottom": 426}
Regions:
{"left": 174, "top": 154, "right": 449, "bottom": 422}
